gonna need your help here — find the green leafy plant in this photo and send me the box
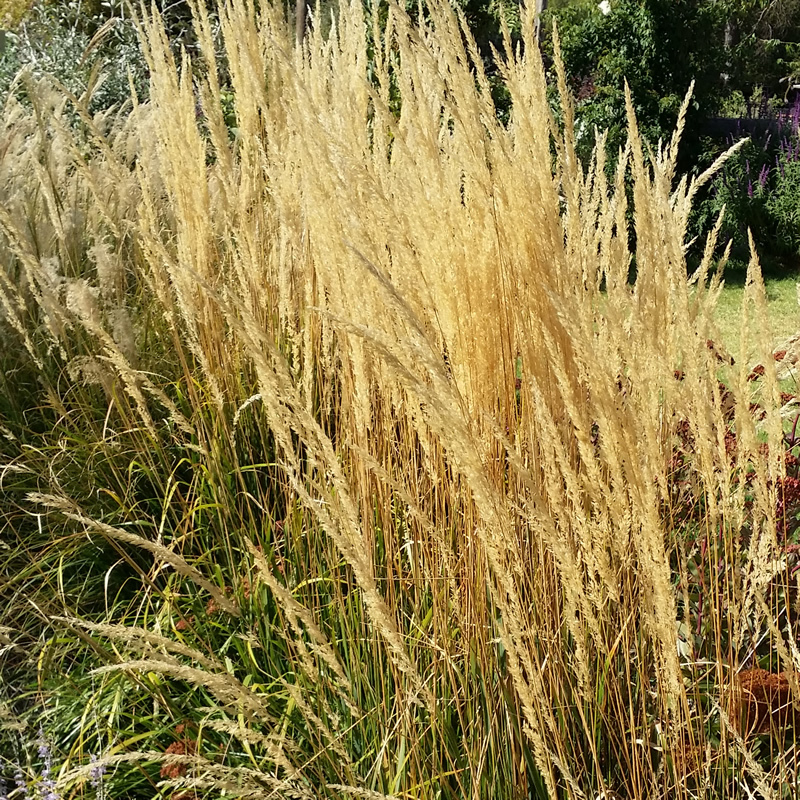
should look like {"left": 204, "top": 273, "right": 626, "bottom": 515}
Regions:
{"left": 694, "top": 101, "right": 800, "bottom": 262}
{"left": 544, "top": 0, "right": 724, "bottom": 165}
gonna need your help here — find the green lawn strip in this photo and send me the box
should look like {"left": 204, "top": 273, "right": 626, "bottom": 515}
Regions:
{"left": 714, "top": 274, "right": 800, "bottom": 361}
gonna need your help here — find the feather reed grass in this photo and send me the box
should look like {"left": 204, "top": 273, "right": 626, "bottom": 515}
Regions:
{"left": 1, "top": 1, "right": 799, "bottom": 798}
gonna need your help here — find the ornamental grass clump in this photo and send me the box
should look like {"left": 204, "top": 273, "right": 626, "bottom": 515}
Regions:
{"left": 1, "top": 1, "right": 799, "bottom": 798}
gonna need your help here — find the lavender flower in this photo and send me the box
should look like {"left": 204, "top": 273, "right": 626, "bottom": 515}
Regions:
{"left": 37, "top": 779, "right": 59, "bottom": 800}
{"left": 747, "top": 179, "right": 754, "bottom": 198}
{"left": 89, "top": 754, "right": 105, "bottom": 790}
{"left": 36, "top": 730, "right": 50, "bottom": 770}
{"left": 758, "top": 163, "right": 769, "bottom": 189}
{"left": 35, "top": 729, "right": 59, "bottom": 800}
{"left": 14, "top": 770, "right": 28, "bottom": 800}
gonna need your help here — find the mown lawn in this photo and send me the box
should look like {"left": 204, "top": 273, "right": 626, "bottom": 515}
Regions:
{"left": 715, "top": 269, "right": 800, "bottom": 359}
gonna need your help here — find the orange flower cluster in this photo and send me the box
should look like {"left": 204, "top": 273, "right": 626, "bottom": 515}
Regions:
{"left": 160, "top": 726, "right": 197, "bottom": 780}
{"left": 734, "top": 669, "right": 798, "bottom": 736}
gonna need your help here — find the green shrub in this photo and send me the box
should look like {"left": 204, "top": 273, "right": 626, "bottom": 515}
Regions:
{"left": 544, "top": 0, "right": 724, "bottom": 165}
{"left": 694, "top": 104, "right": 800, "bottom": 262}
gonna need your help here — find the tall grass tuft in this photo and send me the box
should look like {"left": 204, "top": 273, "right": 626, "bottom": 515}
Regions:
{"left": 1, "top": 1, "right": 798, "bottom": 798}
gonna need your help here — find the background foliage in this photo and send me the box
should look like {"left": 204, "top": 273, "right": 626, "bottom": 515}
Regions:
{"left": 542, "top": 0, "right": 800, "bottom": 263}
{"left": 0, "top": 0, "right": 149, "bottom": 110}
{"left": 545, "top": 0, "right": 724, "bottom": 164}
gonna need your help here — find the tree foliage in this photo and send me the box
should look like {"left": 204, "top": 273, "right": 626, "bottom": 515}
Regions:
{"left": 545, "top": 0, "right": 724, "bottom": 162}
{"left": 717, "top": 0, "right": 800, "bottom": 105}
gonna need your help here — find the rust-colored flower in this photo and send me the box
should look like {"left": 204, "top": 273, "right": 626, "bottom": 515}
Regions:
{"left": 776, "top": 476, "right": 800, "bottom": 536}
{"left": 675, "top": 418, "right": 692, "bottom": 444}
{"left": 779, "top": 476, "right": 800, "bottom": 501}
{"left": 671, "top": 741, "right": 706, "bottom": 780}
{"left": 748, "top": 364, "right": 766, "bottom": 381}
{"left": 175, "top": 615, "right": 195, "bottom": 632}
{"left": 734, "top": 669, "right": 798, "bottom": 735}
{"left": 775, "top": 350, "right": 788, "bottom": 362}
{"left": 160, "top": 739, "right": 196, "bottom": 779}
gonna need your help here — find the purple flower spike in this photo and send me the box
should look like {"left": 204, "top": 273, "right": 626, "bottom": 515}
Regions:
{"left": 748, "top": 179, "right": 754, "bottom": 198}
{"left": 37, "top": 728, "right": 50, "bottom": 769}
{"left": 36, "top": 728, "right": 60, "bottom": 800}
{"left": 14, "top": 770, "right": 29, "bottom": 800}
{"left": 89, "top": 754, "right": 105, "bottom": 790}
{"left": 39, "top": 781, "right": 60, "bottom": 800}
{"left": 759, "top": 163, "right": 769, "bottom": 188}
